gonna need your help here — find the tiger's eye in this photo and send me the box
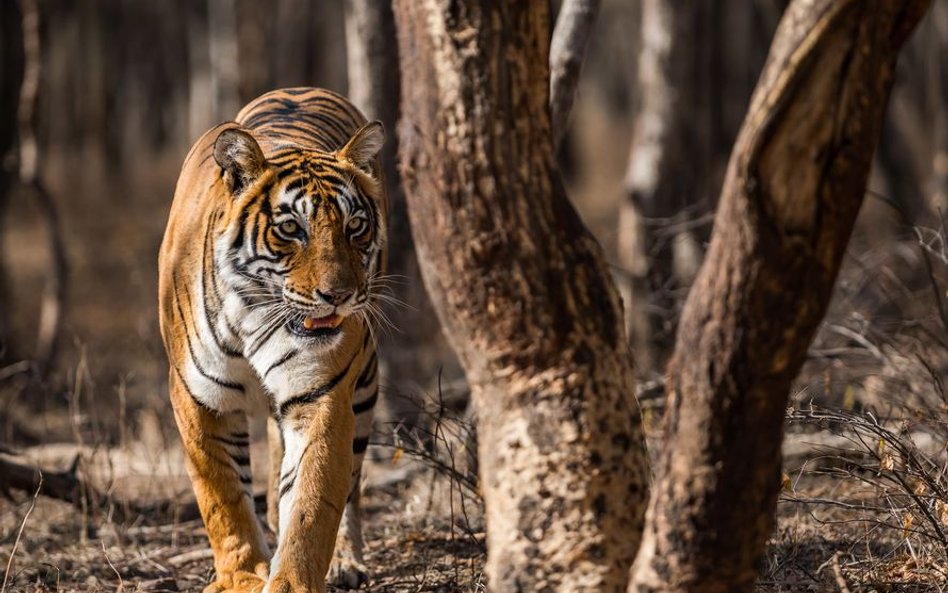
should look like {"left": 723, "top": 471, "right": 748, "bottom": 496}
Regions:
{"left": 347, "top": 218, "right": 364, "bottom": 231}
{"left": 279, "top": 220, "right": 299, "bottom": 236}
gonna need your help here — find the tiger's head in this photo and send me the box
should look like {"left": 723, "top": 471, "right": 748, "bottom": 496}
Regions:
{"left": 213, "top": 122, "right": 387, "bottom": 347}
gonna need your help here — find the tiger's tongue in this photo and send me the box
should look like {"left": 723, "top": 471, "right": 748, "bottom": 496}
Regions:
{"left": 303, "top": 314, "right": 340, "bottom": 330}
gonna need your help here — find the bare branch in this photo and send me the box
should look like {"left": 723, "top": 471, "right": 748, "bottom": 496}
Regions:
{"left": 0, "top": 452, "right": 265, "bottom": 524}
{"left": 549, "top": 0, "right": 601, "bottom": 148}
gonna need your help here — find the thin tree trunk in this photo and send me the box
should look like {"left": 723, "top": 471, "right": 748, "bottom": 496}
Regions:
{"left": 18, "top": 0, "right": 66, "bottom": 378}
{"left": 393, "top": 3, "right": 649, "bottom": 592}
{"left": 0, "top": 0, "right": 25, "bottom": 363}
{"left": 187, "top": 1, "right": 213, "bottom": 139}
{"left": 207, "top": 0, "right": 240, "bottom": 121}
{"left": 617, "top": 0, "right": 714, "bottom": 373}
{"left": 189, "top": 0, "right": 239, "bottom": 137}
{"left": 549, "top": 0, "right": 601, "bottom": 149}
{"left": 235, "top": 0, "right": 270, "bottom": 102}
{"left": 629, "top": 2, "right": 930, "bottom": 592}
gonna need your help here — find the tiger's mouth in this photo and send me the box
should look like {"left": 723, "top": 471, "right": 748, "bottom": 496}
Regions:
{"left": 286, "top": 313, "right": 344, "bottom": 340}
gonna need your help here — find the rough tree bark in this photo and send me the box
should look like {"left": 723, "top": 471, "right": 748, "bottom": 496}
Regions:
{"left": 628, "top": 2, "right": 931, "bottom": 592}
{"left": 393, "top": 3, "right": 649, "bottom": 592}
{"left": 344, "top": 0, "right": 451, "bottom": 419}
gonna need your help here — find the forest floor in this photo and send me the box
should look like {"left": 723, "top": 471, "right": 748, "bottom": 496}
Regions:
{"left": 3, "top": 388, "right": 948, "bottom": 593}
{"left": 0, "top": 441, "right": 487, "bottom": 593}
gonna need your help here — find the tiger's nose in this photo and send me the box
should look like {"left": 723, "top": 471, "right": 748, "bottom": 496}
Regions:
{"left": 316, "top": 288, "right": 354, "bottom": 306}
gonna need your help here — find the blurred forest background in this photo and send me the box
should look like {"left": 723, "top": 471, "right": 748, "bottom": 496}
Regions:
{"left": 2, "top": 0, "right": 943, "bottom": 446}
{"left": 0, "top": 0, "right": 947, "bottom": 590}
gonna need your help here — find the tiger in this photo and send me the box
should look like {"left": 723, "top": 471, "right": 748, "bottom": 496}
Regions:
{"left": 158, "top": 87, "right": 387, "bottom": 593}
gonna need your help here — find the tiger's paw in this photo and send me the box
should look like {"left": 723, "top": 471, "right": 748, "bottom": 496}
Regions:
{"left": 203, "top": 570, "right": 266, "bottom": 593}
{"left": 327, "top": 557, "right": 369, "bottom": 590}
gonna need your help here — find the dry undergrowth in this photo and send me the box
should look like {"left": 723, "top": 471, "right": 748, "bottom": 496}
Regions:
{"left": 765, "top": 220, "right": 948, "bottom": 592}
{"left": 0, "top": 381, "right": 486, "bottom": 593}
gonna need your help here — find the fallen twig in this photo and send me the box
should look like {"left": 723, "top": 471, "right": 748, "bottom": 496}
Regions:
{"left": 1, "top": 472, "right": 41, "bottom": 593}
{"left": 167, "top": 548, "right": 214, "bottom": 568}
{"left": 831, "top": 552, "right": 852, "bottom": 593}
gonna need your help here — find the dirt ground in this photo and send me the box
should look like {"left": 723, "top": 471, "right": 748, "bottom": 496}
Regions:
{"left": 0, "top": 444, "right": 486, "bottom": 593}
{"left": 4, "top": 345, "right": 948, "bottom": 593}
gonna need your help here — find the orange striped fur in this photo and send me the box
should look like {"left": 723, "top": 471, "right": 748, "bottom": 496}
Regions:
{"left": 159, "top": 88, "right": 387, "bottom": 593}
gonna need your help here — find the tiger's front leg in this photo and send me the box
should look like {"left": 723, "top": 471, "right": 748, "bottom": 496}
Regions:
{"left": 265, "top": 377, "right": 356, "bottom": 593}
{"left": 168, "top": 372, "right": 271, "bottom": 593}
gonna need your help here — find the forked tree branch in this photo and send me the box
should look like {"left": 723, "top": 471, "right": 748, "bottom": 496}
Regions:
{"left": 549, "top": 0, "right": 601, "bottom": 149}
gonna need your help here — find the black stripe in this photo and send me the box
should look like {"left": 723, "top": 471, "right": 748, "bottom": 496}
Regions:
{"left": 244, "top": 253, "right": 285, "bottom": 265}
{"left": 205, "top": 451, "right": 250, "bottom": 483}
{"left": 210, "top": 435, "right": 249, "bottom": 448}
{"left": 183, "top": 331, "right": 245, "bottom": 393}
{"left": 171, "top": 276, "right": 245, "bottom": 393}
{"left": 284, "top": 177, "right": 307, "bottom": 194}
{"left": 276, "top": 166, "right": 304, "bottom": 181}
{"left": 230, "top": 207, "right": 250, "bottom": 252}
{"left": 230, "top": 454, "right": 251, "bottom": 466}
{"left": 231, "top": 431, "right": 249, "bottom": 439}
{"left": 249, "top": 210, "right": 263, "bottom": 255}
{"left": 311, "top": 172, "right": 347, "bottom": 189}
{"left": 355, "top": 353, "right": 377, "bottom": 389}
{"left": 352, "top": 389, "right": 378, "bottom": 415}
{"left": 171, "top": 363, "right": 215, "bottom": 413}
{"left": 352, "top": 436, "right": 369, "bottom": 455}
{"left": 279, "top": 477, "right": 296, "bottom": 498}
{"left": 278, "top": 354, "right": 358, "bottom": 419}
{"left": 201, "top": 217, "right": 242, "bottom": 358}
{"left": 265, "top": 348, "right": 301, "bottom": 378}
{"left": 246, "top": 319, "right": 286, "bottom": 358}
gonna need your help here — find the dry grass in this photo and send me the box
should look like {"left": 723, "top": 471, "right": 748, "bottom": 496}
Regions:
{"left": 0, "top": 444, "right": 485, "bottom": 593}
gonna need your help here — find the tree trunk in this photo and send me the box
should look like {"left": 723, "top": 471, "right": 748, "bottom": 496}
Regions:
{"left": 189, "top": 0, "right": 239, "bottom": 139}
{"left": 344, "top": 0, "right": 452, "bottom": 423}
{"left": 17, "top": 0, "right": 67, "bottom": 378}
{"left": 186, "top": 1, "right": 213, "bottom": 140}
{"left": 549, "top": 0, "right": 601, "bottom": 149}
{"left": 628, "top": 2, "right": 930, "bottom": 592}
{"left": 393, "top": 3, "right": 649, "bottom": 592}
{"left": 207, "top": 0, "right": 240, "bottom": 121}
{"left": 235, "top": 0, "right": 270, "bottom": 102}
{"left": 617, "top": 0, "right": 717, "bottom": 373}
{"left": 0, "top": 0, "right": 24, "bottom": 363}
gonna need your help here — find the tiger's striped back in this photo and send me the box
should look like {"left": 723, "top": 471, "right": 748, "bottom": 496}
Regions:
{"left": 238, "top": 88, "right": 370, "bottom": 153}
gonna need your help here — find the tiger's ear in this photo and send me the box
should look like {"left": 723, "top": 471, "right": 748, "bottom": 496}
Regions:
{"left": 337, "top": 121, "right": 385, "bottom": 174}
{"left": 214, "top": 128, "right": 267, "bottom": 194}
